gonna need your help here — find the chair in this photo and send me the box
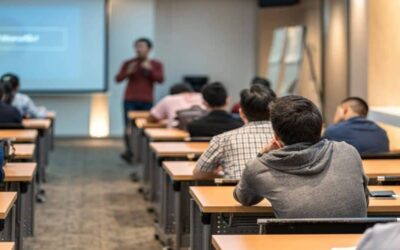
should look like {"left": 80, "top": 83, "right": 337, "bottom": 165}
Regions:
{"left": 185, "top": 137, "right": 212, "bottom": 142}
{"left": 257, "top": 217, "right": 400, "bottom": 234}
{"left": 214, "top": 178, "right": 239, "bottom": 186}
{"left": 361, "top": 151, "right": 400, "bottom": 160}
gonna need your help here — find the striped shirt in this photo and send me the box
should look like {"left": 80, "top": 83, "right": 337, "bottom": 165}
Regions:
{"left": 196, "top": 121, "right": 274, "bottom": 179}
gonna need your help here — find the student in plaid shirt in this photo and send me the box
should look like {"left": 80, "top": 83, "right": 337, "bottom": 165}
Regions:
{"left": 193, "top": 84, "right": 276, "bottom": 179}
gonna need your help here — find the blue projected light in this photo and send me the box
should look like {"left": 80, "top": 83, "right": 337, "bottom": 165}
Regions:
{"left": 0, "top": 0, "right": 106, "bottom": 93}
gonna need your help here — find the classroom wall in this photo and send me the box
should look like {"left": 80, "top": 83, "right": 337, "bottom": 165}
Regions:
{"left": 257, "top": 0, "right": 322, "bottom": 108}
{"left": 154, "top": 0, "right": 257, "bottom": 104}
{"left": 368, "top": 0, "right": 400, "bottom": 106}
{"left": 31, "top": 0, "right": 257, "bottom": 137}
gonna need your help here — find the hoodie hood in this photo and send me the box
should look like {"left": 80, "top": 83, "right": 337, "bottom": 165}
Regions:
{"left": 259, "top": 139, "right": 334, "bottom": 175}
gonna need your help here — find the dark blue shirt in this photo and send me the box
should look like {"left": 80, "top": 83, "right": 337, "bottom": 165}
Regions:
{"left": 323, "top": 117, "right": 389, "bottom": 154}
{"left": 0, "top": 102, "right": 22, "bottom": 124}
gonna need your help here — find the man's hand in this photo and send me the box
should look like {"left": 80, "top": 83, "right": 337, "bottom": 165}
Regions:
{"left": 126, "top": 61, "right": 138, "bottom": 75}
{"left": 260, "top": 138, "right": 283, "bottom": 155}
{"left": 142, "top": 60, "right": 152, "bottom": 70}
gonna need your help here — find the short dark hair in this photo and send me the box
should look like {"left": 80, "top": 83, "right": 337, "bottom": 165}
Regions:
{"left": 134, "top": 38, "right": 153, "bottom": 49}
{"left": 240, "top": 84, "right": 276, "bottom": 121}
{"left": 341, "top": 97, "right": 369, "bottom": 117}
{"left": 270, "top": 95, "right": 322, "bottom": 145}
{"left": 0, "top": 81, "right": 5, "bottom": 100}
{"left": 201, "top": 82, "right": 227, "bottom": 108}
{"left": 0, "top": 73, "right": 19, "bottom": 91}
{"left": 251, "top": 77, "right": 271, "bottom": 89}
{"left": 169, "top": 83, "right": 193, "bottom": 95}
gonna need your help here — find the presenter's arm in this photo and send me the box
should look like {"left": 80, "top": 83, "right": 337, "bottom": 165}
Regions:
{"left": 149, "top": 61, "right": 164, "bottom": 84}
{"left": 115, "top": 61, "right": 136, "bottom": 83}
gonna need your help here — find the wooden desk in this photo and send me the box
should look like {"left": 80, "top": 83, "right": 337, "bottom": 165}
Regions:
{"left": 150, "top": 142, "right": 209, "bottom": 158}
{"left": 0, "top": 130, "right": 37, "bottom": 143}
{"left": 135, "top": 118, "right": 166, "bottom": 129}
{"left": 0, "top": 193, "right": 17, "bottom": 249}
{"left": 363, "top": 159, "right": 400, "bottom": 178}
{"left": 190, "top": 185, "right": 400, "bottom": 214}
{"left": 3, "top": 163, "right": 37, "bottom": 238}
{"left": 145, "top": 128, "right": 189, "bottom": 141}
{"left": 189, "top": 185, "right": 400, "bottom": 250}
{"left": 0, "top": 243, "right": 14, "bottom": 250}
{"left": 163, "top": 161, "right": 196, "bottom": 181}
{"left": 46, "top": 111, "right": 56, "bottom": 119}
{"left": 4, "top": 163, "right": 37, "bottom": 182}
{"left": 0, "top": 192, "right": 16, "bottom": 220}
{"left": 22, "top": 119, "right": 51, "bottom": 130}
{"left": 128, "top": 111, "right": 150, "bottom": 120}
{"left": 212, "top": 234, "right": 362, "bottom": 250}
{"left": 13, "top": 144, "right": 35, "bottom": 160}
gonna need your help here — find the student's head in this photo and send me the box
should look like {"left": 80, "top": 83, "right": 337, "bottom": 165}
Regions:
{"left": 334, "top": 97, "right": 369, "bottom": 123}
{"left": 270, "top": 95, "right": 322, "bottom": 146}
{"left": 201, "top": 82, "right": 228, "bottom": 110}
{"left": 0, "top": 73, "right": 19, "bottom": 93}
{"left": 169, "top": 83, "right": 193, "bottom": 95}
{"left": 0, "top": 81, "right": 14, "bottom": 104}
{"left": 134, "top": 38, "right": 152, "bottom": 59}
{"left": 239, "top": 84, "right": 276, "bottom": 123}
{"left": 251, "top": 77, "right": 271, "bottom": 89}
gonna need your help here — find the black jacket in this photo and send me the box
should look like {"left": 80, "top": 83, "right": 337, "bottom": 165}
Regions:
{"left": 187, "top": 110, "right": 243, "bottom": 137}
{"left": 0, "top": 102, "right": 22, "bottom": 124}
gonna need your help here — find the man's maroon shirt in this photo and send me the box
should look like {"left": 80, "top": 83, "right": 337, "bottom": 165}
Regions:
{"left": 115, "top": 58, "right": 164, "bottom": 103}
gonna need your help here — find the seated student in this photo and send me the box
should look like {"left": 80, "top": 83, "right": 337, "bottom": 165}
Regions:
{"left": 356, "top": 222, "right": 400, "bottom": 250}
{"left": 0, "top": 73, "right": 48, "bottom": 118}
{"left": 187, "top": 82, "right": 243, "bottom": 137}
{"left": 231, "top": 77, "right": 274, "bottom": 114}
{"left": 323, "top": 97, "right": 389, "bottom": 154}
{"left": 147, "top": 83, "right": 204, "bottom": 128}
{"left": 193, "top": 84, "right": 276, "bottom": 179}
{"left": 0, "top": 81, "right": 22, "bottom": 123}
{"left": 234, "top": 95, "right": 369, "bottom": 218}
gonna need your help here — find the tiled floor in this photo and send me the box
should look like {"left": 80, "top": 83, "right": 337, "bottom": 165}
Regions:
{"left": 24, "top": 139, "right": 160, "bottom": 250}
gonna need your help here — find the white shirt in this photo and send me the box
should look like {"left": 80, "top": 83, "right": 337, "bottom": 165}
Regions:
{"left": 11, "top": 93, "right": 47, "bottom": 118}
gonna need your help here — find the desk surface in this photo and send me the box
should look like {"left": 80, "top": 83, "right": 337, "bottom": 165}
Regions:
{"left": 163, "top": 161, "right": 196, "bottom": 181}
{"left": 4, "top": 163, "right": 37, "bottom": 182}
{"left": 212, "top": 235, "right": 362, "bottom": 250}
{"left": 0, "top": 192, "right": 17, "bottom": 219}
{"left": 135, "top": 118, "right": 167, "bottom": 129}
{"left": 145, "top": 128, "right": 189, "bottom": 141}
{"left": 128, "top": 111, "right": 150, "bottom": 120}
{"left": 0, "top": 243, "right": 14, "bottom": 250}
{"left": 190, "top": 186, "right": 400, "bottom": 214}
{"left": 13, "top": 144, "right": 35, "bottom": 159}
{"left": 22, "top": 119, "right": 51, "bottom": 129}
{"left": 0, "top": 130, "right": 38, "bottom": 142}
{"left": 46, "top": 111, "right": 56, "bottom": 119}
{"left": 150, "top": 142, "right": 209, "bottom": 157}
{"left": 363, "top": 159, "right": 400, "bottom": 177}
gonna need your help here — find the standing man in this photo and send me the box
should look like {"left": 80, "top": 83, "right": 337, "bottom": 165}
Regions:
{"left": 115, "top": 38, "right": 164, "bottom": 163}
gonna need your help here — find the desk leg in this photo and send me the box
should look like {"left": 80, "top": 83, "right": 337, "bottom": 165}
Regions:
{"left": 7, "top": 183, "right": 22, "bottom": 250}
{"left": 22, "top": 181, "right": 35, "bottom": 237}
{"left": 174, "top": 181, "right": 182, "bottom": 250}
{"left": 190, "top": 199, "right": 210, "bottom": 250}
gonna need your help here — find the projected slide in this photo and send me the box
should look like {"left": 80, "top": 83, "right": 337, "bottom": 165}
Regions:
{"left": 0, "top": 0, "right": 106, "bottom": 92}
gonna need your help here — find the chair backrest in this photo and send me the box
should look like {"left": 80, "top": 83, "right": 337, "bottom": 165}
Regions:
{"left": 185, "top": 137, "right": 212, "bottom": 142}
{"left": 257, "top": 217, "right": 400, "bottom": 234}
{"left": 0, "top": 123, "right": 24, "bottom": 129}
{"left": 176, "top": 105, "right": 207, "bottom": 131}
{"left": 361, "top": 151, "right": 400, "bottom": 159}
{"left": 214, "top": 178, "right": 239, "bottom": 186}
{"left": 377, "top": 176, "right": 400, "bottom": 182}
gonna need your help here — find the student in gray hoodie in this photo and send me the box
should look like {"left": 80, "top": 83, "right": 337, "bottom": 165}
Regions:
{"left": 234, "top": 95, "right": 369, "bottom": 218}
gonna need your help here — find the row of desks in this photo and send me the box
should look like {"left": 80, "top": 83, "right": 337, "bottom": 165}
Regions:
{"left": 0, "top": 113, "right": 55, "bottom": 250}
{"left": 128, "top": 111, "right": 400, "bottom": 250}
